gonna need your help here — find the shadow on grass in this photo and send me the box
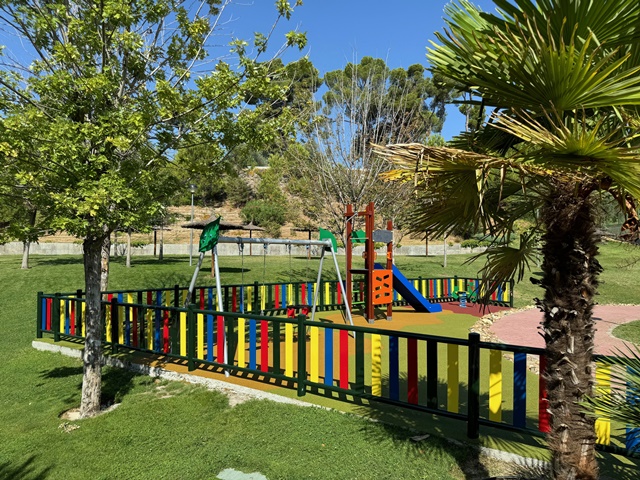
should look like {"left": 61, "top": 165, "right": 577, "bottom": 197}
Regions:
{"left": 0, "top": 456, "right": 51, "bottom": 480}
{"left": 39, "top": 365, "right": 138, "bottom": 406}
{"left": 40, "top": 366, "right": 82, "bottom": 379}
{"left": 110, "top": 256, "right": 185, "bottom": 266}
{"left": 329, "top": 372, "right": 558, "bottom": 480}
{"left": 33, "top": 257, "right": 84, "bottom": 266}
{"left": 347, "top": 374, "right": 493, "bottom": 480}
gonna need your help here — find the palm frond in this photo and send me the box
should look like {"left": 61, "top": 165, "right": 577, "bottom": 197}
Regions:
{"left": 584, "top": 346, "right": 640, "bottom": 439}
{"left": 430, "top": 1, "right": 640, "bottom": 112}
{"left": 469, "top": 228, "right": 541, "bottom": 303}
{"left": 492, "top": 109, "right": 640, "bottom": 199}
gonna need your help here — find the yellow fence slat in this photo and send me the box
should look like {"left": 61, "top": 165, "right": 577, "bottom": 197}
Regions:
{"left": 595, "top": 363, "right": 611, "bottom": 445}
{"left": 81, "top": 302, "right": 86, "bottom": 336}
{"left": 285, "top": 323, "right": 294, "bottom": 377}
{"left": 105, "top": 301, "right": 112, "bottom": 342}
{"left": 371, "top": 334, "right": 382, "bottom": 396}
{"left": 237, "top": 318, "right": 245, "bottom": 367}
{"left": 118, "top": 301, "right": 124, "bottom": 344}
{"left": 60, "top": 300, "right": 65, "bottom": 334}
{"left": 310, "top": 326, "right": 319, "bottom": 383}
{"left": 246, "top": 286, "right": 253, "bottom": 312}
{"left": 180, "top": 311, "right": 187, "bottom": 357}
{"left": 146, "top": 307, "right": 153, "bottom": 350}
{"left": 197, "top": 313, "right": 204, "bottom": 360}
{"left": 489, "top": 350, "right": 503, "bottom": 422}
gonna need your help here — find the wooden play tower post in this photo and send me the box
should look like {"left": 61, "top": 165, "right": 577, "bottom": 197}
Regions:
{"left": 345, "top": 202, "right": 394, "bottom": 323}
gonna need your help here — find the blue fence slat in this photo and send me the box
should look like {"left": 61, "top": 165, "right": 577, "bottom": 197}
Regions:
{"left": 513, "top": 352, "right": 527, "bottom": 428}
{"left": 249, "top": 319, "right": 257, "bottom": 370}
{"left": 41, "top": 297, "right": 47, "bottom": 331}
{"left": 324, "top": 328, "right": 333, "bottom": 387}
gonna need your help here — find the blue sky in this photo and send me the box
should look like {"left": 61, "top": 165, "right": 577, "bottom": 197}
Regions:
{"left": 225, "top": 0, "right": 499, "bottom": 139}
{"left": 0, "top": 0, "right": 500, "bottom": 139}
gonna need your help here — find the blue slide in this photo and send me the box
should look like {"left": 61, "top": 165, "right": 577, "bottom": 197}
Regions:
{"left": 375, "top": 263, "right": 442, "bottom": 313}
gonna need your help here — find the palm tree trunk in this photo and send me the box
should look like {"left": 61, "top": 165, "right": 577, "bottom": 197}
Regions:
{"left": 540, "top": 185, "right": 601, "bottom": 480}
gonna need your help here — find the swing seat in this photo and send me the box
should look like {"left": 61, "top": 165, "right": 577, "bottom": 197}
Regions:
{"left": 287, "top": 305, "right": 311, "bottom": 318}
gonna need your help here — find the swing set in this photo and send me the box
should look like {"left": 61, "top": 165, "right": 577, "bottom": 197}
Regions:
{"left": 211, "top": 235, "right": 354, "bottom": 326}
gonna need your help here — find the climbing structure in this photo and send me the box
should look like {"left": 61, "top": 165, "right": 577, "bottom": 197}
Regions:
{"left": 345, "top": 202, "right": 394, "bottom": 323}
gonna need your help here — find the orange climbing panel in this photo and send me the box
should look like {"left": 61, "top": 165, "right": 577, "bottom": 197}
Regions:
{"left": 372, "top": 269, "right": 393, "bottom": 305}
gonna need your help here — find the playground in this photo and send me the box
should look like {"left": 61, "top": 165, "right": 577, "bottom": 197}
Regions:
{"left": 0, "top": 241, "right": 637, "bottom": 479}
{"left": 32, "top": 206, "right": 640, "bottom": 467}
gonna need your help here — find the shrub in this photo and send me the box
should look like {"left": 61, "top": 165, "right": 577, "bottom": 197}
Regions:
{"left": 461, "top": 239, "right": 480, "bottom": 248}
{"left": 241, "top": 199, "right": 286, "bottom": 232}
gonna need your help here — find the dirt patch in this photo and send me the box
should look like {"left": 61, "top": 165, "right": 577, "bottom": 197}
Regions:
{"left": 59, "top": 402, "right": 121, "bottom": 421}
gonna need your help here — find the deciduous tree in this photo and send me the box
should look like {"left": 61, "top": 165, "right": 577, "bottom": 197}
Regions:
{"left": 0, "top": 0, "right": 305, "bottom": 417}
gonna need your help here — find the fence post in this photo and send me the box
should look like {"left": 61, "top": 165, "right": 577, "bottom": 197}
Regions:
{"left": 296, "top": 314, "right": 307, "bottom": 397}
{"left": 111, "top": 297, "right": 119, "bottom": 354}
{"left": 52, "top": 293, "right": 61, "bottom": 342}
{"left": 467, "top": 332, "right": 481, "bottom": 439}
{"left": 36, "top": 291, "right": 43, "bottom": 338}
{"left": 187, "top": 304, "right": 196, "bottom": 371}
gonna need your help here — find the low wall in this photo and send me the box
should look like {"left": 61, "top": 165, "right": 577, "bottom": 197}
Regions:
{"left": 0, "top": 241, "right": 487, "bottom": 257}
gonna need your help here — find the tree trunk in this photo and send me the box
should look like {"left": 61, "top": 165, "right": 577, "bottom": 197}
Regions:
{"left": 21, "top": 240, "right": 30, "bottom": 269}
{"left": 443, "top": 234, "right": 447, "bottom": 268}
{"left": 80, "top": 233, "right": 107, "bottom": 418}
{"left": 540, "top": 185, "right": 600, "bottom": 480}
{"left": 126, "top": 230, "right": 131, "bottom": 268}
{"left": 21, "top": 208, "right": 37, "bottom": 269}
{"left": 100, "top": 233, "right": 110, "bottom": 292}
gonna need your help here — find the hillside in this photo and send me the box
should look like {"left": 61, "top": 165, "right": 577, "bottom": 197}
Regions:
{"left": 38, "top": 202, "right": 437, "bottom": 246}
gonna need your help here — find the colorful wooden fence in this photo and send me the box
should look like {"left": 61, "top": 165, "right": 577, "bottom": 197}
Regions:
{"left": 37, "top": 290, "right": 638, "bottom": 457}
{"left": 59, "top": 276, "right": 512, "bottom": 318}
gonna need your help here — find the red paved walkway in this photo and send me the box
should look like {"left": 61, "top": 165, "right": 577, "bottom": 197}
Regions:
{"left": 491, "top": 305, "right": 640, "bottom": 355}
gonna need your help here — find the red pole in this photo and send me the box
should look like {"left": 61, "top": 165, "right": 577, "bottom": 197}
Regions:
{"left": 386, "top": 219, "right": 393, "bottom": 321}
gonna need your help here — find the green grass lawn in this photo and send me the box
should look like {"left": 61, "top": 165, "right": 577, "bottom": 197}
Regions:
{"left": 612, "top": 320, "right": 640, "bottom": 345}
{"left": 2, "top": 242, "right": 640, "bottom": 479}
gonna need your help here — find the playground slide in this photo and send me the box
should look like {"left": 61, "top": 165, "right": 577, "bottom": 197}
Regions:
{"left": 375, "top": 263, "right": 442, "bottom": 313}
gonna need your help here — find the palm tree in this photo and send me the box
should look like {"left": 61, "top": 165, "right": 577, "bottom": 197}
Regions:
{"left": 375, "top": 1, "right": 640, "bottom": 479}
